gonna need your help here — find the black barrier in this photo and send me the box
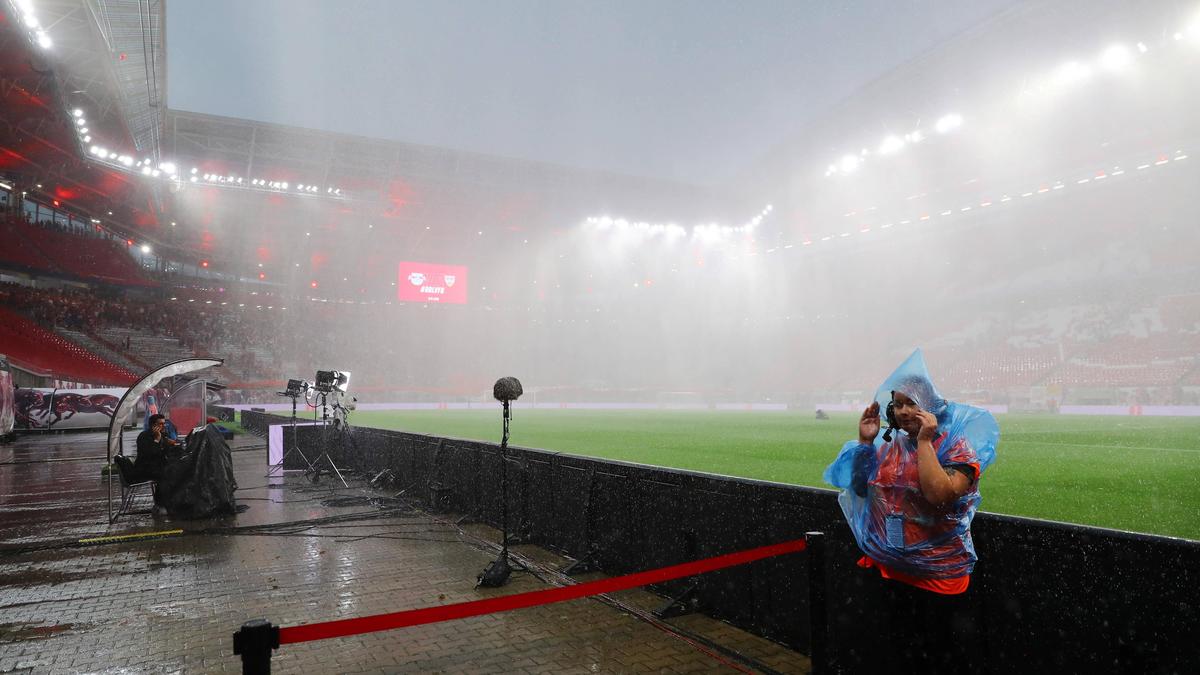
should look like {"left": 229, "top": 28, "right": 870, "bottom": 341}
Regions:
{"left": 238, "top": 409, "right": 294, "bottom": 438}
{"left": 267, "top": 422, "right": 1199, "bottom": 673}
{"left": 210, "top": 405, "right": 237, "bottom": 423}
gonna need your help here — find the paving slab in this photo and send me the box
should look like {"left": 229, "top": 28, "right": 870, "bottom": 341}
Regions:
{"left": 0, "top": 430, "right": 810, "bottom": 673}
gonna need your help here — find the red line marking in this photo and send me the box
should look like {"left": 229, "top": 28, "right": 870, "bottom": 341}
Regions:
{"left": 279, "top": 538, "right": 807, "bottom": 644}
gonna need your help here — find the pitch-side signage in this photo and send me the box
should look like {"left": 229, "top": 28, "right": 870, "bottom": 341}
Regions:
{"left": 397, "top": 261, "right": 469, "bottom": 304}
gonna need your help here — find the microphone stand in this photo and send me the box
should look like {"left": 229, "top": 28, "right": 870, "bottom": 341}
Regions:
{"left": 500, "top": 399, "right": 510, "bottom": 558}
{"left": 477, "top": 399, "right": 513, "bottom": 587}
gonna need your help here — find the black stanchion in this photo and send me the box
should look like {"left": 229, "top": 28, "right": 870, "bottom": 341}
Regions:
{"left": 805, "top": 531, "right": 829, "bottom": 675}
{"left": 233, "top": 619, "right": 280, "bottom": 675}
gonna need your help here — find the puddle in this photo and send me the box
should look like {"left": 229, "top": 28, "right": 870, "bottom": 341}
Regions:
{"left": 0, "top": 621, "right": 90, "bottom": 641}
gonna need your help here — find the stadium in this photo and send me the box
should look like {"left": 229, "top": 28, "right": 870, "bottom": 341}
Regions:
{"left": 1, "top": 0, "right": 1198, "bottom": 672}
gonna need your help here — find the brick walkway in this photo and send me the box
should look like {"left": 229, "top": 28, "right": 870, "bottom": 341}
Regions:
{"left": 0, "top": 431, "right": 809, "bottom": 673}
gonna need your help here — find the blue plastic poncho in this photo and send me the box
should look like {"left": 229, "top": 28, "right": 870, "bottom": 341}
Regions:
{"left": 823, "top": 349, "right": 999, "bottom": 578}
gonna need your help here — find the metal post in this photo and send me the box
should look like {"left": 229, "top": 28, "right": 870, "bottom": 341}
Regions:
{"left": 805, "top": 531, "right": 829, "bottom": 675}
{"left": 232, "top": 619, "right": 279, "bottom": 675}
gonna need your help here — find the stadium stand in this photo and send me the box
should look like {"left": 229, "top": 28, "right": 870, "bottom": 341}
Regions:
{"left": 0, "top": 216, "right": 61, "bottom": 273}
{"left": 937, "top": 344, "right": 1061, "bottom": 391}
{"left": 0, "top": 305, "right": 136, "bottom": 385}
{"left": 55, "top": 327, "right": 149, "bottom": 373}
{"left": 15, "top": 218, "right": 153, "bottom": 286}
{"left": 97, "top": 326, "right": 199, "bottom": 370}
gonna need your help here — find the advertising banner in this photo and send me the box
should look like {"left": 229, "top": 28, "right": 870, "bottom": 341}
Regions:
{"left": 397, "top": 261, "right": 468, "bottom": 304}
{"left": 15, "top": 387, "right": 131, "bottom": 430}
{"left": 0, "top": 358, "right": 13, "bottom": 436}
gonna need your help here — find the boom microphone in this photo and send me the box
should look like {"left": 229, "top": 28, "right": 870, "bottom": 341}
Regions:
{"left": 493, "top": 377, "right": 523, "bottom": 402}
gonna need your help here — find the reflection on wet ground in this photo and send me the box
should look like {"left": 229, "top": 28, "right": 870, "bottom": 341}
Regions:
{"left": 0, "top": 430, "right": 808, "bottom": 673}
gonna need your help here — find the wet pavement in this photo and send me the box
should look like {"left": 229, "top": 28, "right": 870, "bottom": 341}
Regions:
{"left": 0, "top": 430, "right": 809, "bottom": 673}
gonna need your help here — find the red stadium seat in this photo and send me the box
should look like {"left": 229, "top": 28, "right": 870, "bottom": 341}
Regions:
{"left": 0, "top": 306, "right": 137, "bottom": 385}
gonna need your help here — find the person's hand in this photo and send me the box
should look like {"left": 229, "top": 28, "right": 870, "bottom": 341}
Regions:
{"left": 914, "top": 409, "right": 939, "bottom": 441}
{"left": 859, "top": 401, "right": 881, "bottom": 444}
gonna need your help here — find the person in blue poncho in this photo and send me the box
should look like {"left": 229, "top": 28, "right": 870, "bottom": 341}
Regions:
{"left": 824, "top": 349, "right": 999, "bottom": 670}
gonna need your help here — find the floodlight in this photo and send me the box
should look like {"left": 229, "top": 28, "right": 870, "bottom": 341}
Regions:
{"left": 935, "top": 114, "right": 963, "bottom": 134}
{"left": 281, "top": 379, "right": 309, "bottom": 397}
{"left": 878, "top": 135, "right": 906, "bottom": 155}
{"left": 140, "top": 244, "right": 151, "bottom": 254}
{"left": 1099, "top": 45, "right": 1132, "bottom": 71}
{"left": 838, "top": 154, "right": 860, "bottom": 173}
{"left": 159, "top": 162, "right": 176, "bottom": 174}
{"left": 314, "top": 370, "right": 351, "bottom": 394}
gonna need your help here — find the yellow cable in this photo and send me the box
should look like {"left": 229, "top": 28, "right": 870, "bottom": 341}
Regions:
{"left": 78, "top": 529, "right": 184, "bottom": 545}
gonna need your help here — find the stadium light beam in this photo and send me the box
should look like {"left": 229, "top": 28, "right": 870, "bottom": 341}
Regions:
{"left": 1099, "top": 44, "right": 1132, "bottom": 71}
{"left": 935, "top": 113, "right": 963, "bottom": 134}
{"left": 878, "top": 135, "right": 906, "bottom": 155}
{"left": 1054, "top": 60, "right": 1092, "bottom": 85}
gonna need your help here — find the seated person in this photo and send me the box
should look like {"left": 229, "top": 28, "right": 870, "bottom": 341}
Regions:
{"left": 131, "top": 413, "right": 180, "bottom": 483}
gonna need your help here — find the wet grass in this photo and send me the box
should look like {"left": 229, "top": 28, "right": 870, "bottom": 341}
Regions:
{"left": 347, "top": 409, "right": 1200, "bottom": 541}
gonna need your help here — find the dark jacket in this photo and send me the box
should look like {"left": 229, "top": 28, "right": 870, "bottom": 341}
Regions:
{"left": 134, "top": 429, "right": 169, "bottom": 479}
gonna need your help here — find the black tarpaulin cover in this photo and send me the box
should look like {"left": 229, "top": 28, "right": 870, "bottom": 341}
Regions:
{"left": 159, "top": 424, "right": 238, "bottom": 518}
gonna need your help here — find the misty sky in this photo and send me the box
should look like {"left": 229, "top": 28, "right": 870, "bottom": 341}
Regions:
{"left": 166, "top": 0, "right": 1018, "bottom": 186}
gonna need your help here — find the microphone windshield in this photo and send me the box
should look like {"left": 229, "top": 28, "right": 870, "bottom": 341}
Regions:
{"left": 493, "top": 377, "right": 523, "bottom": 402}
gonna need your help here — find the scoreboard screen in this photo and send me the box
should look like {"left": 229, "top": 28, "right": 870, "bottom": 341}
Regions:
{"left": 397, "top": 261, "right": 468, "bottom": 304}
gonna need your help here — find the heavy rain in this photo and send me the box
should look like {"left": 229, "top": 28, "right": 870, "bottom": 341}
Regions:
{"left": 1, "top": 0, "right": 1198, "bottom": 672}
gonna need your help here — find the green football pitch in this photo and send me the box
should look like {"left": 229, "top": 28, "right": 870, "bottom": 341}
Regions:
{"left": 344, "top": 409, "right": 1200, "bottom": 541}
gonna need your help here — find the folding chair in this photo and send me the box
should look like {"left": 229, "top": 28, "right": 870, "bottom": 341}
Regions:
{"left": 113, "top": 454, "right": 157, "bottom": 519}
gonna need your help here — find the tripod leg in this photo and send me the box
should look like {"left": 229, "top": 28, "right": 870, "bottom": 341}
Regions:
{"left": 266, "top": 446, "right": 316, "bottom": 477}
{"left": 327, "top": 457, "right": 349, "bottom": 488}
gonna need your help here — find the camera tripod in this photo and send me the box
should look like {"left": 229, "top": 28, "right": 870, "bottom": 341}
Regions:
{"left": 305, "top": 391, "right": 349, "bottom": 487}
{"left": 266, "top": 390, "right": 315, "bottom": 477}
